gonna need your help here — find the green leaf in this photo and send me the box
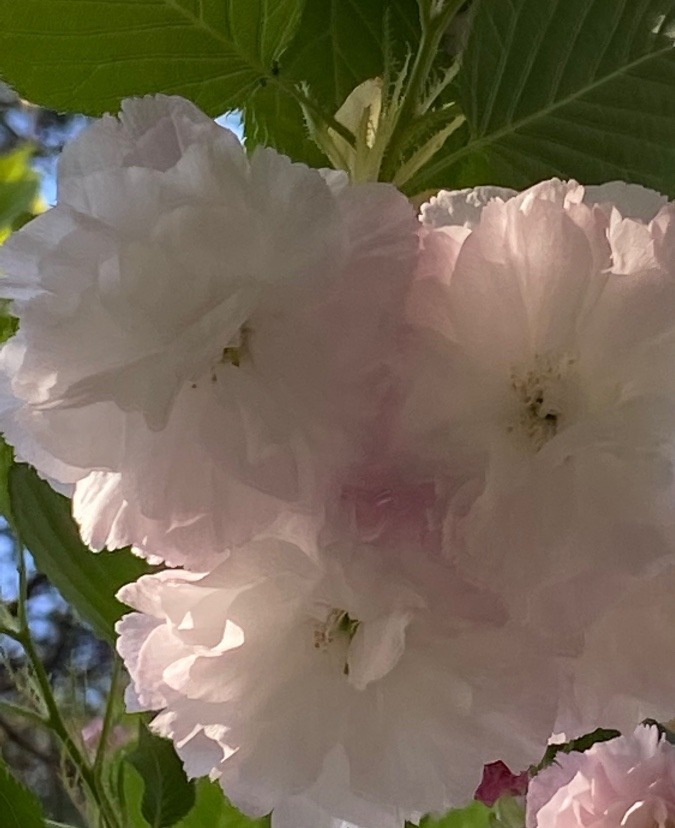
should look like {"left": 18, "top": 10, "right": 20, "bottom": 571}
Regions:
{"left": 243, "top": 84, "right": 328, "bottom": 168}
{"left": 174, "top": 780, "right": 269, "bottom": 828}
{"left": 125, "top": 756, "right": 269, "bottom": 827}
{"left": 0, "top": 756, "right": 45, "bottom": 827}
{"left": 127, "top": 724, "right": 196, "bottom": 828}
{"left": 8, "top": 463, "right": 151, "bottom": 643}
{"left": 491, "top": 795, "right": 526, "bottom": 828}
{"left": 409, "top": 0, "right": 675, "bottom": 195}
{"left": 287, "top": 0, "right": 419, "bottom": 113}
{"left": 416, "top": 801, "right": 492, "bottom": 828}
{"left": 0, "top": 0, "right": 306, "bottom": 116}
{"left": 244, "top": 0, "right": 420, "bottom": 165}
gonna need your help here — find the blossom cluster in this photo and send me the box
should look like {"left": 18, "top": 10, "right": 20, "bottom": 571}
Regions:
{"left": 2, "top": 95, "right": 675, "bottom": 827}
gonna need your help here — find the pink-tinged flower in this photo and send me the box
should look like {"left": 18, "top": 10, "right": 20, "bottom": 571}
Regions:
{"left": 0, "top": 95, "right": 418, "bottom": 567}
{"left": 526, "top": 725, "right": 675, "bottom": 827}
{"left": 81, "top": 716, "right": 129, "bottom": 756}
{"left": 116, "top": 533, "right": 558, "bottom": 828}
{"left": 475, "top": 760, "right": 528, "bottom": 807}
{"left": 404, "top": 180, "right": 675, "bottom": 620}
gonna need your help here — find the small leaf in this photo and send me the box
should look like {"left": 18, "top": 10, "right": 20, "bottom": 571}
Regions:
{"left": 409, "top": 0, "right": 675, "bottom": 196}
{"left": 127, "top": 724, "right": 196, "bottom": 828}
{"left": 0, "top": 436, "right": 14, "bottom": 522}
{"left": 175, "top": 779, "right": 269, "bottom": 828}
{"left": 491, "top": 795, "right": 526, "bottom": 828}
{"left": 8, "top": 463, "right": 151, "bottom": 643}
{"left": 0, "top": 756, "right": 45, "bottom": 827}
{"left": 533, "top": 727, "right": 621, "bottom": 773}
{"left": 0, "top": 0, "right": 307, "bottom": 116}
{"left": 0, "top": 301, "right": 19, "bottom": 346}
{"left": 0, "top": 147, "right": 40, "bottom": 238}
{"left": 416, "top": 802, "right": 492, "bottom": 828}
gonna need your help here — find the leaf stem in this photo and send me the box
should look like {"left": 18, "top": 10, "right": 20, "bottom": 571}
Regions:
{"left": 381, "top": 0, "right": 465, "bottom": 180}
{"left": 13, "top": 548, "right": 122, "bottom": 828}
{"left": 0, "top": 698, "right": 48, "bottom": 729}
{"left": 18, "top": 626, "right": 121, "bottom": 828}
{"left": 94, "top": 656, "right": 122, "bottom": 781}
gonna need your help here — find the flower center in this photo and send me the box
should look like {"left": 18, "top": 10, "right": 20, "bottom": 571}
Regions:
{"left": 312, "top": 608, "right": 361, "bottom": 676}
{"left": 221, "top": 322, "right": 252, "bottom": 369}
{"left": 508, "top": 352, "right": 578, "bottom": 451}
{"left": 190, "top": 323, "right": 253, "bottom": 388}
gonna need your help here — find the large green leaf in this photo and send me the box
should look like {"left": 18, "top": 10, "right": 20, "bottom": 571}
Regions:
{"left": 0, "top": 756, "right": 45, "bottom": 828}
{"left": 409, "top": 0, "right": 675, "bottom": 195}
{"left": 284, "top": 0, "right": 419, "bottom": 112}
{"left": 244, "top": 84, "right": 329, "bottom": 168}
{"left": 8, "top": 463, "right": 151, "bottom": 643}
{"left": 244, "top": 0, "right": 421, "bottom": 165}
{"left": 0, "top": 0, "right": 306, "bottom": 116}
{"left": 127, "top": 725, "right": 196, "bottom": 828}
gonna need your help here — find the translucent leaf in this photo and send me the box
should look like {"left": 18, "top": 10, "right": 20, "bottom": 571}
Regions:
{"left": 0, "top": 0, "right": 307, "bottom": 116}
{"left": 409, "top": 0, "right": 675, "bottom": 196}
{"left": 8, "top": 463, "right": 151, "bottom": 643}
{"left": 127, "top": 725, "right": 196, "bottom": 828}
{"left": 175, "top": 779, "right": 269, "bottom": 828}
{"left": 0, "top": 301, "right": 18, "bottom": 346}
{"left": 0, "top": 147, "right": 39, "bottom": 238}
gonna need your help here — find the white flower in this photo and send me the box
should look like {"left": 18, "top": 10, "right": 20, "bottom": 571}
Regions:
{"left": 0, "top": 95, "right": 417, "bottom": 566}
{"left": 117, "top": 535, "right": 559, "bottom": 828}
{"left": 556, "top": 565, "right": 675, "bottom": 738}
{"left": 404, "top": 180, "right": 675, "bottom": 614}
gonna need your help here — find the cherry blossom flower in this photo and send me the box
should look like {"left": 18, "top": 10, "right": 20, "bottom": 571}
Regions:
{"left": 526, "top": 725, "right": 675, "bottom": 827}
{"left": 556, "top": 565, "right": 675, "bottom": 739}
{"left": 117, "top": 533, "right": 558, "bottom": 828}
{"left": 404, "top": 180, "right": 675, "bottom": 618}
{"left": 0, "top": 95, "right": 418, "bottom": 566}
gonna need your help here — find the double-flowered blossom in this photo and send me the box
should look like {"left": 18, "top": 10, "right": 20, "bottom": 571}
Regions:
{"left": 526, "top": 725, "right": 675, "bottom": 827}
{"left": 0, "top": 95, "right": 418, "bottom": 567}
{"left": 117, "top": 527, "right": 559, "bottom": 828}
{"left": 404, "top": 180, "right": 675, "bottom": 620}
